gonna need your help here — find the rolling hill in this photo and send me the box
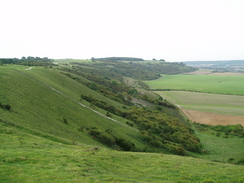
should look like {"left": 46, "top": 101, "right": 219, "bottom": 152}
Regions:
{"left": 1, "top": 62, "right": 244, "bottom": 182}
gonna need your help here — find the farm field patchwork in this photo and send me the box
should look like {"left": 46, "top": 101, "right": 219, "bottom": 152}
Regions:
{"left": 156, "top": 91, "right": 244, "bottom": 116}
{"left": 145, "top": 74, "right": 244, "bottom": 95}
{"left": 156, "top": 91, "right": 244, "bottom": 126}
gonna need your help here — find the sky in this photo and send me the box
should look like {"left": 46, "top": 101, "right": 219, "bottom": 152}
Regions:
{"left": 1, "top": 0, "right": 244, "bottom": 61}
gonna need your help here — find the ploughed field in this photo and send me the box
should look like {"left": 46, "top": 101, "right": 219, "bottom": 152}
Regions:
{"left": 145, "top": 74, "right": 244, "bottom": 126}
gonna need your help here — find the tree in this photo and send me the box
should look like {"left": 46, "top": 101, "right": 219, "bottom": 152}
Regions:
{"left": 116, "top": 93, "right": 124, "bottom": 101}
{"left": 128, "top": 89, "right": 138, "bottom": 96}
{"left": 127, "top": 95, "right": 132, "bottom": 101}
{"left": 89, "top": 82, "right": 98, "bottom": 91}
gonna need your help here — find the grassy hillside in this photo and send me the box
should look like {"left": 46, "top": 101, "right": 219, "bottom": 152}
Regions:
{"left": 145, "top": 74, "right": 244, "bottom": 95}
{"left": 1, "top": 65, "right": 201, "bottom": 154}
{"left": 0, "top": 66, "right": 143, "bottom": 149}
{"left": 1, "top": 122, "right": 244, "bottom": 183}
{"left": 191, "top": 124, "right": 244, "bottom": 163}
{"left": 1, "top": 64, "right": 244, "bottom": 182}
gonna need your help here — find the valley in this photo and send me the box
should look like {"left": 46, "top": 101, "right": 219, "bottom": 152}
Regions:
{"left": 0, "top": 58, "right": 244, "bottom": 182}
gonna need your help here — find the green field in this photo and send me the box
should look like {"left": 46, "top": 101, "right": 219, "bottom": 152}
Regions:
{"left": 144, "top": 74, "right": 244, "bottom": 95}
{"left": 1, "top": 122, "right": 244, "bottom": 183}
{"left": 156, "top": 91, "right": 244, "bottom": 116}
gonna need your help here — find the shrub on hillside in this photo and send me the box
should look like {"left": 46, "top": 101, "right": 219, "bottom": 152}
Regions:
{"left": 88, "top": 128, "right": 137, "bottom": 151}
{"left": 236, "top": 158, "right": 244, "bottom": 165}
{"left": 0, "top": 103, "right": 11, "bottom": 111}
{"left": 89, "top": 129, "right": 115, "bottom": 147}
{"left": 165, "top": 144, "right": 186, "bottom": 156}
{"left": 115, "top": 137, "right": 136, "bottom": 151}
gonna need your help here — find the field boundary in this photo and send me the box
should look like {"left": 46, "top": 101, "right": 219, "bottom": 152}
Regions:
{"left": 150, "top": 88, "right": 244, "bottom": 96}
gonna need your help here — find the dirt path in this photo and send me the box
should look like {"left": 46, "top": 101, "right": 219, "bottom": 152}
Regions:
{"left": 182, "top": 109, "right": 244, "bottom": 126}
{"left": 25, "top": 67, "right": 33, "bottom": 70}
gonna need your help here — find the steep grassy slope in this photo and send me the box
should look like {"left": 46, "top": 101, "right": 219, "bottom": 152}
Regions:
{"left": 1, "top": 122, "right": 244, "bottom": 183}
{"left": 1, "top": 65, "right": 203, "bottom": 154}
{"left": 0, "top": 66, "right": 143, "bottom": 148}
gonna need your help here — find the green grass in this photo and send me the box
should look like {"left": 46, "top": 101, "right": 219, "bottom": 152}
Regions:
{"left": 145, "top": 74, "right": 244, "bottom": 95}
{"left": 155, "top": 91, "right": 244, "bottom": 116}
{"left": 1, "top": 122, "right": 244, "bottom": 183}
{"left": 0, "top": 65, "right": 143, "bottom": 149}
{"left": 190, "top": 125, "right": 244, "bottom": 163}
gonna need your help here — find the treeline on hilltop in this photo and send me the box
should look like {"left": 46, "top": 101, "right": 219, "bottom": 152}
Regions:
{"left": 0, "top": 56, "right": 53, "bottom": 66}
{"left": 93, "top": 57, "right": 144, "bottom": 61}
{"left": 66, "top": 62, "right": 159, "bottom": 81}
{"left": 132, "top": 62, "right": 197, "bottom": 75}
{"left": 70, "top": 60, "right": 197, "bottom": 81}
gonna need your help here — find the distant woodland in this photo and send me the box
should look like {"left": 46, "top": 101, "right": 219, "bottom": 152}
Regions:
{"left": 0, "top": 56, "right": 53, "bottom": 66}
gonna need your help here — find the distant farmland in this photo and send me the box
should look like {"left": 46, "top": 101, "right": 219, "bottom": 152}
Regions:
{"left": 145, "top": 74, "right": 244, "bottom": 125}
{"left": 155, "top": 91, "right": 244, "bottom": 116}
{"left": 144, "top": 74, "right": 244, "bottom": 95}
{"left": 155, "top": 91, "right": 244, "bottom": 126}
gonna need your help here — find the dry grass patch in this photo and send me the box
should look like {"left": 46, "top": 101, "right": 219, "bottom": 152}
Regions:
{"left": 209, "top": 72, "right": 244, "bottom": 76}
{"left": 182, "top": 109, "right": 244, "bottom": 126}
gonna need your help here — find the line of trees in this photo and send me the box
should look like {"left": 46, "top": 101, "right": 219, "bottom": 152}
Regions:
{"left": 92, "top": 57, "right": 144, "bottom": 61}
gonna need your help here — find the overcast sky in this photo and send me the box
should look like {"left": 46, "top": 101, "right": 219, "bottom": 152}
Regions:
{"left": 1, "top": 0, "right": 244, "bottom": 61}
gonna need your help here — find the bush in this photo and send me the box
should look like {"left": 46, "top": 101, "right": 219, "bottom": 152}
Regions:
{"left": 88, "top": 128, "right": 136, "bottom": 151}
{"left": 106, "top": 112, "right": 112, "bottom": 117}
{"left": 89, "top": 129, "right": 115, "bottom": 147}
{"left": 216, "top": 132, "right": 221, "bottom": 137}
{"left": 115, "top": 138, "right": 135, "bottom": 151}
{"left": 149, "top": 140, "right": 163, "bottom": 148}
{"left": 141, "top": 133, "right": 153, "bottom": 143}
{"left": 236, "top": 158, "right": 244, "bottom": 165}
{"left": 63, "top": 117, "right": 68, "bottom": 124}
{"left": 227, "top": 158, "right": 235, "bottom": 163}
{"left": 165, "top": 144, "right": 186, "bottom": 156}
{"left": 0, "top": 103, "right": 11, "bottom": 111}
{"left": 126, "top": 121, "right": 134, "bottom": 127}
